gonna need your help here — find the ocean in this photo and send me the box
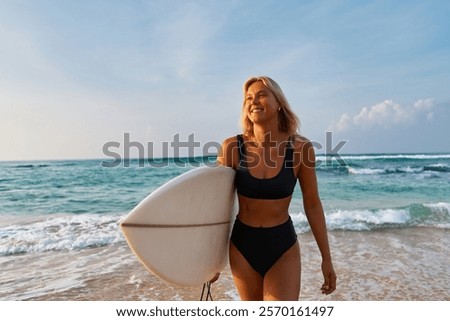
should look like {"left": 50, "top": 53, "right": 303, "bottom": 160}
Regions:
{"left": 1, "top": 154, "right": 449, "bottom": 301}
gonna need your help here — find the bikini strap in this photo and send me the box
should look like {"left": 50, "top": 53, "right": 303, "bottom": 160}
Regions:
{"left": 285, "top": 137, "right": 294, "bottom": 169}
{"left": 236, "top": 134, "right": 248, "bottom": 169}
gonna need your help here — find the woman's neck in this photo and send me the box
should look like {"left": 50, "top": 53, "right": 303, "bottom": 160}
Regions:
{"left": 251, "top": 124, "right": 289, "bottom": 147}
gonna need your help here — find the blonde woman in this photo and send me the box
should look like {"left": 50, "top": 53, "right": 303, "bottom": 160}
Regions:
{"left": 217, "top": 76, "right": 336, "bottom": 300}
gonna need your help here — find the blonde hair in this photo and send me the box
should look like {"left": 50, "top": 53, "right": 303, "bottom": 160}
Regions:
{"left": 241, "top": 76, "right": 300, "bottom": 137}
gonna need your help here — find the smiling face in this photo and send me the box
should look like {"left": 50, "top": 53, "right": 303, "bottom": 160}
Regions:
{"left": 245, "top": 81, "right": 280, "bottom": 126}
{"left": 241, "top": 76, "right": 300, "bottom": 137}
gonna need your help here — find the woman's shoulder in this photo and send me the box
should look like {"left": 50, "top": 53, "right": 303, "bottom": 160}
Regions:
{"left": 290, "top": 134, "right": 314, "bottom": 150}
{"left": 290, "top": 134, "right": 317, "bottom": 169}
{"left": 221, "top": 135, "right": 240, "bottom": 147}
{"left": 218, "top": 135, "right": 241, "bottom": 168}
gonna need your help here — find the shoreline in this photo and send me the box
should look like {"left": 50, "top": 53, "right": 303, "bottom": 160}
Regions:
{"left": 2, "top": 227, "right": 448, "bottom": 301}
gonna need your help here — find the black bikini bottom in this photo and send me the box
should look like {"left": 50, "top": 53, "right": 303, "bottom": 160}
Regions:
{"left": 230, "top": 216, "right": 298, "bottom": 277}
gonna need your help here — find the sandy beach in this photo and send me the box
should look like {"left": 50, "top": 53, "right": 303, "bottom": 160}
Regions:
{"left": 2, "top": 227, "right": 448, "bottom": 301}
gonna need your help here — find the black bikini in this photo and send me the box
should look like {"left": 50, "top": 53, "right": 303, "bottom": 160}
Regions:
{"left": 235, "top": 135, "right": 297, "bottom": 199}
{"left": 230, "top": 134, "right": 298, "bottom": 276}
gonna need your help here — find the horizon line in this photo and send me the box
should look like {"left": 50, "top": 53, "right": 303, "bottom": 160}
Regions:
{"left": 2, "top": 151, "right": 450, "bottom": 163}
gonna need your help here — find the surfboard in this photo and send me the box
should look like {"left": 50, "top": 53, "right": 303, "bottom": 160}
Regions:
{"left": 120, "top": 165, "right": 237, "bottom": 287}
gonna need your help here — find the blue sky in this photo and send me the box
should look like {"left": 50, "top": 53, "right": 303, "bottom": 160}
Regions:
{"left": 1, "top": 0, "right": 449, "bottom": 160}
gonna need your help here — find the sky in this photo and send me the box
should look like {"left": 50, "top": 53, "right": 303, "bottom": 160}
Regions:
{"left": 1, "top": 0, "right": 449, "bottom": 161}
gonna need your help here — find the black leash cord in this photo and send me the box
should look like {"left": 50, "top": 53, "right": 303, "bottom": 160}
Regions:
{"left": 200, "top": 282, "right": 213, "bottom": 301}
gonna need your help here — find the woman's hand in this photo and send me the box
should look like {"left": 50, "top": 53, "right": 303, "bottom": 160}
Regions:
{"left": 321, "top": 261, "right": 336, "bottom": 295}
{"left": 209, "top": 273, "right": 220, "bottom": 283}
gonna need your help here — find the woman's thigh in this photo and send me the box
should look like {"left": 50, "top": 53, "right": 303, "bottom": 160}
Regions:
{"left": 229, "top": 242, "right": 264, "bottom": 301}
{"left": 263, "top": 242, "right": 301, "bottom": 301}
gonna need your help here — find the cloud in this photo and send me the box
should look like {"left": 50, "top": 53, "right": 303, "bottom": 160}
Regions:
{"left": 330, "top": 99, "right": 436, "bottom": 132}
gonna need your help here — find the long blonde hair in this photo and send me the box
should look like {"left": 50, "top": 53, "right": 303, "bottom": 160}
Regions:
{"left": 241, "top": 76, "right": 300, "bottom": 137}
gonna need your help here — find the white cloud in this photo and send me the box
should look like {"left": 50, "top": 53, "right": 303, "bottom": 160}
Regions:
{"left": 334, "top": 113, "right": 352, "bottom": 132}
{"left": 413, "top": 98, "right": 435, "bottom": 111}
{"left": 330, "top": 99, "right": 436, "bottom": 132}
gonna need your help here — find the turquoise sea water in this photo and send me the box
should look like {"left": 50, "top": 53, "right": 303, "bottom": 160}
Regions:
{"left": 0, "top": 154, "right": 449, "bottom": 256}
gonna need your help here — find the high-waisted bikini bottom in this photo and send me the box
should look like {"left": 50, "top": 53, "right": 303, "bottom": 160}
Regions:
{"left": 230, "top": 216, "right": 298, "bottom": 277}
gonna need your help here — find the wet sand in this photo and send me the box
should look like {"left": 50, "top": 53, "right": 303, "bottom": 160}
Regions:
{"left": 1, "top": 228, "right": 449, "bottom": 301}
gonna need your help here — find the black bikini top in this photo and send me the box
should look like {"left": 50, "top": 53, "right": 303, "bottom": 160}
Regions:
{"left": 235, "top": 134, "right": 297, "bottom": 199}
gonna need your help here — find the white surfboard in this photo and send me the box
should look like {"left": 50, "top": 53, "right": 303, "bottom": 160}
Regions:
{"left": 120, "top": 165, "right": 237, "bottom": 287}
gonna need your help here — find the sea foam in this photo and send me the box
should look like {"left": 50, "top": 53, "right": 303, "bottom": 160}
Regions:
{"left": 291, "top": 202, "right": 450, "bottom": 232}
{"left": 0, "top": 214, "right": 124, "bottom": 256}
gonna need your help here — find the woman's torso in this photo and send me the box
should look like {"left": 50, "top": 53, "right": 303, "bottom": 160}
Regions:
{"left": 234, "top": 134, "right": 298, "bottom": 227}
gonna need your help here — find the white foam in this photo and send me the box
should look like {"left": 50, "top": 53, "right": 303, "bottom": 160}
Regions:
{"left": 347, "top": 167, "right": 385, "bottom": 175}
{"left": 423, "top": 202, "right": 450, "bottom": 212}
{"left": 0, "top": 214, "right": 125, "bottom": 256}
{"left": 295, "top": 207, "right": 412, "bottom": 231}
{"left": 317, "top": 154, "right": 450, "bottom": 161}
{"left": 399, "top": 166, "right": 422, "bottom": 173}
{"left": 347, "top": 166, "right": 435, "bottom": 175}
{"left": 2, "top": 202, "right": 448, "bottom": 257}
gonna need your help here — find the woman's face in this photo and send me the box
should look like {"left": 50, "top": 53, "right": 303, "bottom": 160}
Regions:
{"left": 245, "top": 81, "right": 279, "bottom": 125}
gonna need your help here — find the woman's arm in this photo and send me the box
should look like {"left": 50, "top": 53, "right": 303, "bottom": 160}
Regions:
{"left": 297, "top": 140, "right": 337, "bottom": 295}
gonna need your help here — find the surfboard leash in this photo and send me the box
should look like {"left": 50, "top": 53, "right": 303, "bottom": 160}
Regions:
{"left": 200, "top": 282, "right": 214, "bottom": 301}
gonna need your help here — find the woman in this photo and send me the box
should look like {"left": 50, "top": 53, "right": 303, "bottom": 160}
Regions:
{"left": 217, "top": 76, "right": 336, "bottom": 301}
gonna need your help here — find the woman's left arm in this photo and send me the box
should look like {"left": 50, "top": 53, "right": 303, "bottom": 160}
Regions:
{"left": 297, "top": 141, "right": 337, "bottom": 295}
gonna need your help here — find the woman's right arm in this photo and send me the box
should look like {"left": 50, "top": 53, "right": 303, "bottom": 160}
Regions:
{"left": 217, "top": 136, "right": 238, "bottom": 169}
